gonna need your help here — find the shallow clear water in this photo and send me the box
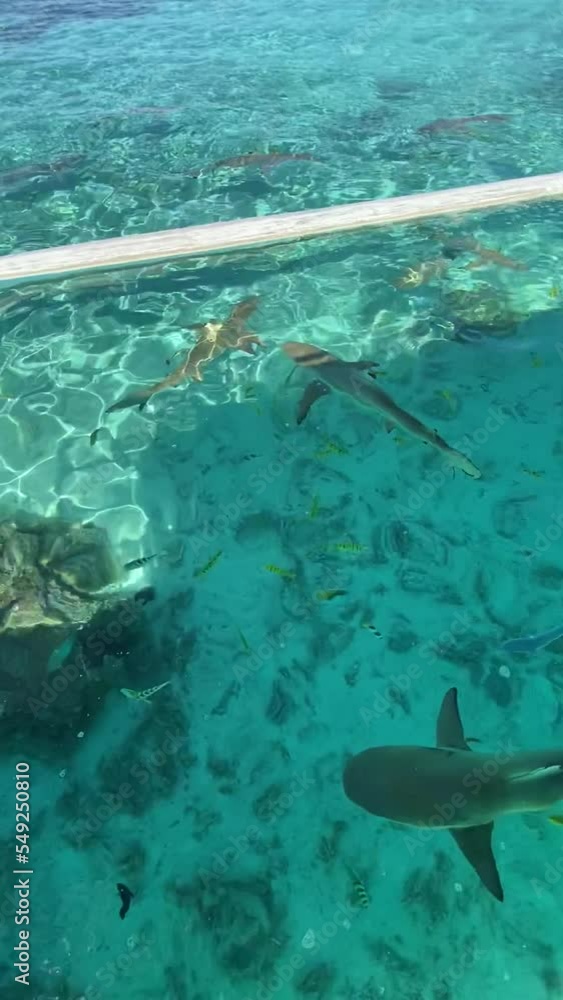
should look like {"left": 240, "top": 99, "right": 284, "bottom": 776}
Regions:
{"left": 1, "top": 2, "right": 563, "bottom": 999}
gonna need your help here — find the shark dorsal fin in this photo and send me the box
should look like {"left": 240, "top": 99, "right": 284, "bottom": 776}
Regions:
{"left": 436, "top": 687, "right": 471, "bottom": 750}
{"left": 296, "top": 380, "right": 331, "bottom": 425}
{"left": 449, "top": 825, "right": 504, "bottom": 901}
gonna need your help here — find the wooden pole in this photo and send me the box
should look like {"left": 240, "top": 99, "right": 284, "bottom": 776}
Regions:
{"left": 1, "top": 171, "right": 562, "bottom": 285}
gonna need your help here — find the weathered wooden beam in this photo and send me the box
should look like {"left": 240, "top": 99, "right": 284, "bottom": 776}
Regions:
{"left": 1, "top": 171, "right": 562, "bottom": 285}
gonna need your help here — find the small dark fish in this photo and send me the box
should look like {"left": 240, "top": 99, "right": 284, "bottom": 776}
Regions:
{"left": 362, "top": 623, "right": 382, "bottom": 638}
{"left": 0, "top": 598, "right": 19, "bottom": 629}
{"left": 116, "top": 882, "right": 134, "bottom": 919}
{"left": 124, "top": 554, "right": 159, "bottom": 571}
{"left": 134, "top": 586, "right": 156, "bottom": 604}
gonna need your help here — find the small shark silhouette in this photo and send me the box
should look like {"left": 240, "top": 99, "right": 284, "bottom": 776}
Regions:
{"left": 281, "top": 341, "right": 481, "bottom": 477}
{"left": 106, "top": 297, "right": 263, "bottom": 413}
{"left": 192, "top": 151, "right": 317, "bottom": 177}
{"left": 0, "top": 154, "right": 85, "bottom": 190}
{"left": 343, "top": 687, "right": 563, "bottom": 901}
{"left": 417, "top": 114, "right": 511, "bottom": 135}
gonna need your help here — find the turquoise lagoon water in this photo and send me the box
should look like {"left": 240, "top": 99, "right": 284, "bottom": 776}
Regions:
{"left": 3, "top": 1, "right": 563, "bottom": 999}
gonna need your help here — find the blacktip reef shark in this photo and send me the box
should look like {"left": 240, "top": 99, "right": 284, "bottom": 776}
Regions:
{"left": 281, "top": 342, "right": 481, "bottom": 478}
{"left": 343, "top": 688, "right": 563, "bottom": 901}
{"left": 105, "top": 297, "right": 263, "bottom": 414}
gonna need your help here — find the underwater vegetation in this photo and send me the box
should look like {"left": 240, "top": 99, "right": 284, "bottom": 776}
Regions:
{"left": 166, "top": 871, "right": 288, "bottom": 985}
{"left": 0, "top": 512, "right": 120, "bottom": 630}
{"left": 0, "top": 511, "right": 179, "bottom": 764}
{"left": 61, "top": 696, "right": 191, "bottom": 848}
{"left": 0, "top": 514, "right": 117, "bottom": 725}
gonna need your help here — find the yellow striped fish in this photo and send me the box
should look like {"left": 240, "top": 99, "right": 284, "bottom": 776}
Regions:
{"left": 120, "top": 681, "right": 171, "bottom": 703}
{"left": 330, "top": 541, "right": 365, "bottom": 553}
{"left": 315, "top": 441, "right": 348, "bottom": 458}
{"left": 194, "top": 550, "right": 222, "bottom": 578}
{"left": 347, "top": 867, "right": 370, "bottom": 909}
{"left": 264, "top": 564, "right": 295, "bottom": 580}
{"left": 308, "top": 495, "right": 321, "bottom": 519}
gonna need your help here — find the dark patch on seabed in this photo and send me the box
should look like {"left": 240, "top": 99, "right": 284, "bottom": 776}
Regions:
{"left": 3, "top": 0, "right": 154, "bottom": 42}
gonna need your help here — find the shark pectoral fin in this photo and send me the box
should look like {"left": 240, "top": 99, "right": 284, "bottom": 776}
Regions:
{"left": 384, "top": 420, "right": 396, "bottom": 434}
{"left": 296, "top": 380, "right": 331, "bottom": 425}
{"left": 236, "top": 335, "right": 263, "bottom": 354}
{"left": 436, "top": 687, "right": 471, "bottom": 750}
{"left": 450, "top": 824, "right": 504, "bottom": 901}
